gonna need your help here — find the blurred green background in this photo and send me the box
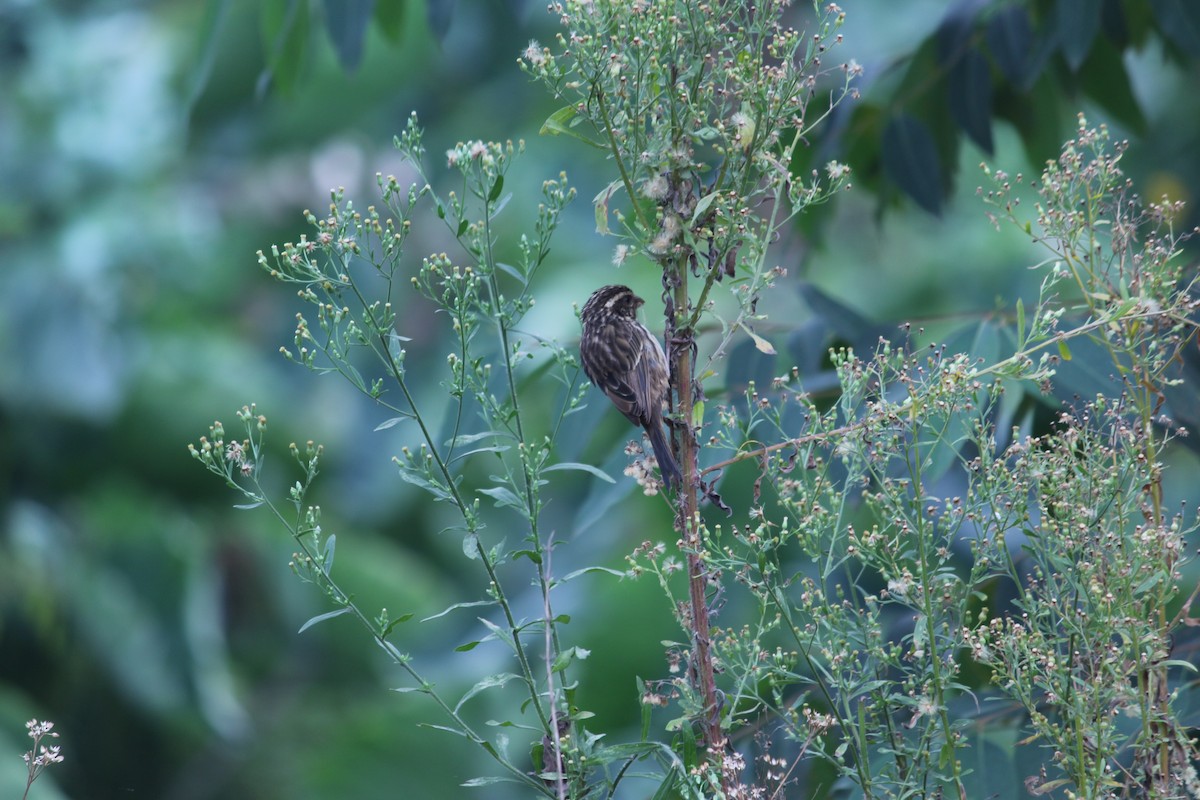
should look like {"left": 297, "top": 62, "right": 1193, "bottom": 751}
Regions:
{"left": 2, "top": 1, "right": 1199, "bottom": 797}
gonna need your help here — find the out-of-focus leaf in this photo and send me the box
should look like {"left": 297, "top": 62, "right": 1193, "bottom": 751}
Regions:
{"left": 259, "top": 0, "right": 310, "bottom": 96}
{"left": 986, "top": 6, "right": 1055, "bottom": 90}
{"left": 461, "top": 775, "right": 526, "bottom": 787}
{"left": 936, "top": 0, "right": 985, "bottom": 55}
{"left": 1100, "top": 0, "right": 1130, "bottom": 48}
{"left": 374, "top": 0, "right": 406, "bottom": 42}
{"left": 427, "top": 0, "right": 455, "bottom": 41}
{"left": 1056, "top": 0, "right": 1103, "bottom": 70}
{"left": 1150, "top": 0, "right": 1200, "bottom": 55}
{"left": 994, "top": 72, "right": 1065, "bottom": 167}
{"left": 323, "top": 0, "right": 373, "bottom": 71}
{"left": 186, "top": 0, "right": 231, "bottom": 110}
{"left": 986, "top": 5, "right": 1032, "bottom": 85}
{"left": 947, "top": 47, "right": 994, "bottom": 153}
{"left": 882, "top": 114, "right": 944, "bottom": 215}
{"left": 1078, "top": 35, "right": 1146, "bottom": 133}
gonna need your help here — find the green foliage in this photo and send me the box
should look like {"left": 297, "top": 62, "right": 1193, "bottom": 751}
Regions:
{"left": 193, "top": 0, "right": 1200, "bottom": 796}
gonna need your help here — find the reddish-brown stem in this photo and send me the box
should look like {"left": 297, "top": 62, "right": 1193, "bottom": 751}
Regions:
{"left": 668, "top": 253, "right": 725, "bottom": 783}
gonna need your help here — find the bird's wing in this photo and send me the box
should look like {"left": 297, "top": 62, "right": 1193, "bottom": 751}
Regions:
{"left": 585, "top": 321, "right": 645, "bottom": 425}
{"left": 629, "top": 333, "right": 666, "bottom": 425}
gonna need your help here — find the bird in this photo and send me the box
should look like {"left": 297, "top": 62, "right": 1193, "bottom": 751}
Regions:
{"left": 579, "top": 284, "right": 682, "bottom": 491}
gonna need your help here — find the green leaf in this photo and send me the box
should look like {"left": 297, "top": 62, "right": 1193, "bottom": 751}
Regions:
{"left": 1057, "top": 339, "right": 1072, "bottom": 361}
{"left": 446, "top": 430, "right": 505, "bottom": 447}
{"left": 649, "top": 767, "right": 679, "bottom": 800}
{"left": 550, "top": 646, "right": 591, "bottom": 673}
{"left": 939, "top": 741, "right": 955, "bottom": 769}
{"left": 233, "top": 501, "right": 264, "bottom": 510}
{"left": 455, "top": 640, "right": 480, "bottom": 652}
{"left": 1015, "top": 297, "right": 1026, "bottom": 350}
{"left": 461, "top": 776, "right": 525, "bottom": 787}
{"left": 561, "top": 566, "right": 625, "bottom": 581}
{"left": 691, "top": 399, "right": 705, "bottom": 429}
{"left": 478, "top": 616, "right": 516, "bottom": 649}
{"left": 543, "top": 461, "right": 616, "bottom": 483}
{"left": 479, "top": 485, "right": 523, "bottom": 508}
{"left": 690, "top": 191, "right": 718, "bottom": 225}
{"left": 374, "top": 416, "right": 408, "bottom": 431}
{"left": 462, "top": 531, "right": 479, "bottom": 560}
{"left": 512, "top": 548, "right": 542, "bottom": 564}
{"left": 540, "top": 105, "right": 605, "bottom": 148}
{"left": 380, "top": 612, "right": 414, "bottom": 638}
{"left": 422, "top": 599, "right": 495, "bottom": 622}
{"left": 395, "top": 464, "right": 451, "bottom": 500}
{"left": 298, "top": 606, "right": 351, "bottom": 634}
{"left": 454, "top": 672, "right": 520, "bottom": 713}
{"left": 487, "top": 174, "right": 504, "bottom": 203}
{"left": 321, "top": 533, "right": 336, "bottom": 575}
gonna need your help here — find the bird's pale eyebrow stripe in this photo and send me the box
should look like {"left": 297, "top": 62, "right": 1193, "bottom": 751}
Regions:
{"left": 604, "top": 294, "right": 622, "bottom": 309}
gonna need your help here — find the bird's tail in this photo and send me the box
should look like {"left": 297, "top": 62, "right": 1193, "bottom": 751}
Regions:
{"left": 647, "top": 425, "right": 682, "bottom": 492}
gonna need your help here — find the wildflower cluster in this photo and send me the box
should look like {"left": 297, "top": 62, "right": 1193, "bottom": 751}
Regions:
{"left": 22, "top": 719, "right": 64, "bottom": 800}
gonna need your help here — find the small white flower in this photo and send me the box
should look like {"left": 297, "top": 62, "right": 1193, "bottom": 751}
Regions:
{"left": 522, "top": 39, "right": 546, "bottom": 67}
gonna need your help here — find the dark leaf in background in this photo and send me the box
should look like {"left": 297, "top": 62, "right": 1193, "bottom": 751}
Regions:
{"left": 1100, "top": 0, "right": 1132, "bottom": 49}
{"left": 1078, "top": 34, "right": 1146, "bottom": 133}
{"left": 427, "top": 0, "right": 456, "bottom": 41}
{"left": 882, "top": 114, "right": 944, "bottom": 215}
{"left": 1150, "top": 0, "right": 1200, "bottom": 56}
{"left": 937, "top": 1, "right": 994, "bottom": 153}
{"left": 1162, "top": 351, "right": 1200, "bottom": 456}
{"left": 994, "top": 71, "right": 1065, "bottom": 167}
{"left": 935, "top": 0, "right": 985, "bottom": 61}
{"left": 1056, "top": 0, "right": 1103, "bottom": 70}
{"left": 324, "top": 0, "right": 374, "bottom": 71}
{"left": 985, "top": 5, "right": 1055, "bottom": 91}
{"left": 947, "top": 47, "right": 995, "bottom": 153}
